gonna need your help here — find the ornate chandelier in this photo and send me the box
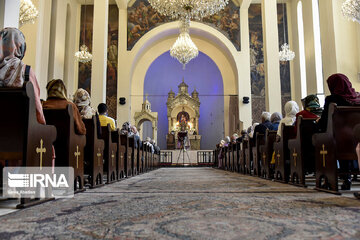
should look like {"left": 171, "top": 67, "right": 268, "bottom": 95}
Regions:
{"left": 279, "top": 43, "right": 295, "bottom": 61}
{"left": 147, "top": 0, "right": 229, "bottom": 20}
{"left": 342, "top": 0, "right": 360, "bottom": 23}
{"left": 170, "top": 18, "right": 199, "bottom": 69}
{"left": 279, "top": 3, "right": 295, "bottom": 62}
{"left": 75, "top": 2, "right": 92, "bottom": 63}
{"left": 19, "top": 0, "right": 39, "bottom": 27}
{"left": 75, "top": 45, "right": 93, "bottom": 63}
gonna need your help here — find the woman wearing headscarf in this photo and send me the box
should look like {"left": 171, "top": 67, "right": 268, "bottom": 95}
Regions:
{"left": 318, "top": 73, "right": 360, "bottom": 132}
{"left": 43, "top": 79, "right": 86, "bottom": 135}
{"left": 277, "top": 101, "right": 299, "bottom": 138}
{"left": 318, "top": 73, "right": 360, "bottom": 190}
{"left": 0, "top": 27, "right": 45, "bottom": 124}
{"left": 73, "top": 88, "right": 96, "bottom": 119}
{"left": 269, "top": 112, "right": 282, "bottom": 131}
{"left": 298, "top": 94, "right": 322, "bottom": 119}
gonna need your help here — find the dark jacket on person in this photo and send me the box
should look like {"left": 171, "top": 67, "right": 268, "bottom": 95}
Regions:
{"left": 318, "top": 95, "right": 351, "bottom": 132}
{"left": 253, "top": 120, "right": 272, "bottom": 139}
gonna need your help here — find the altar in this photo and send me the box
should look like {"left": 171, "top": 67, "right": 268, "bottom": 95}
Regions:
{"left": 166, "top": 79, "right": 201, "bottom": 150}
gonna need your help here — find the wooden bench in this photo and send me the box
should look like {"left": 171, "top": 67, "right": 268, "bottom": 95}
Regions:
{"left": 288, "top": 117, "right": 317, "bottom": 186}
{"left": 120, "top": 134, "right": 132, "bottom": 177}
{"left": 128, "top": 136, "right": 137, "bottom": 175}
{"left": 244, "top": 138, "right": 254, "bottom": 175}
{"left": 234, "top": 142, "right": 241, "bottom": 172}
{"left": 273, "top": 124, "right": 295, "bottom": 183}
{"left": 83, "top": 117, "right": 104, "bottom": 188}
{"left": 252, "top": 134, "right": 265, "bottom": 177}
{"left": 43, "top": 105, "right": 86, "bottom": 191}
{"left": 312, "top": 103, "right": 360, "bottom": 193}
{"left": 100, "top": 125, "right": 117, "bottom": 183}
{"left": 239, "top": 140, "right": 247, "bottom": 173}
{"left": 0, "top": 82, "right": 57, "bottom": 208}
{"left": 259, "top": 130, "right": 277, "bottom": 179}
{"left": 228, "top": 144, "right": 234, "bottom": 171}
{"left": 137, "top": 139, "right": 143, "bottom": 174}
{"left": 111, "top": 130, "right": 125, "bottom": 179}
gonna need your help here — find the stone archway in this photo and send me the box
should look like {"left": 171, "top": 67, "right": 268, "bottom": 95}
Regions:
{"left": 134, "top": 96, "right": 158, "bottom": 142}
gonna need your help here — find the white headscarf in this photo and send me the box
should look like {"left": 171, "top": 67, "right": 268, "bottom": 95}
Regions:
{"left": 277, "top": 101, "right": 299, "bottom": 137}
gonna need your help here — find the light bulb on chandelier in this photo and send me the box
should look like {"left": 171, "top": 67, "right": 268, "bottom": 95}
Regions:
{"left": 170, "top": 18, "right": 199, "bottom": 69}
{"left": 147, "top": 0, "right": 229, "bottom": 20}
{"left": 19, "top": 0, "right": 39, "bottom": 27}
{"left": 278, "top": 3, "right": 295, "bottom": 62}
{"left": 75, "top": 1, "right": 92, "bottom": 63}
{"left": 342, "top": 0, "right": 360, "bottom": 24}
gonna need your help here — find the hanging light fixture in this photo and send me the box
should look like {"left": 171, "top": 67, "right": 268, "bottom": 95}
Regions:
{"left": 75, "top": 1, "right": 92, "bottom": 63}
{"left": 147, "top": 0, "right": 229, "bottom": 21}
{"left": 170, "top": 18, "right": 199, "bottom": 69}
{"left": 19, "top": 0, "right": 39, "bottom": 27}
{"left": 342, "top": 0, "right": 360, "bottom": 23}
{"left": 279, "top": 2, "right": 295, "bottom": 62}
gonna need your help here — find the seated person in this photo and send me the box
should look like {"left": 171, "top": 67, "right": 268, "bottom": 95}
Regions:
{"left": 73, "top": 88, "right": 101, "bottom": 136}
{"left": 73, "top": 88, "right": 96, "bottom": 119}
{"left": 253, "top": 112, "right": 272, "bottom": 139}
{"left": 98, "top": 103, "right": 116, "bottom": 131}
{"left": 120, "top": 121, "right": 133, "bottom": 136}
{"left": 277, "top": 101, "right": 299, "bottom": 139}
{"left": 318, "top": 73, "right": 360, "bottom": 190}
{"left": 231, "top": 133, "right": 239, "bottom": 144}
{"left": 297, "top": 94, "right": 322, "bottom": 119}
{"left": 269, "top": 112, "right": 282, "bottom": 131}
{"left": 236, "top": 130, "right": 247, "bottom": 143}
{"left": 43, "top": 79, "right": 86, "bottom": 135}
{"left": 0, "top": 27, "right": 45, "bottom": 124}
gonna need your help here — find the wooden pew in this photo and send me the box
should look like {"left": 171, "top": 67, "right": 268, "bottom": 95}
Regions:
{"left": 83, "top": 117, "right": 104, "bottom": 188}
{"left": 137, "top": 140, "right": 144, "bottom": 174}
{"left": 223, "top": 146, "right": 228, "bottom": 170}
{"left": 273, "top": 124, "right": 295, "bottom": 183}
{"left": 252, "top": 134, "right": 265, "bottom": 177}
{"left": 312, "top": 103, "right": 360, "bottom": 193}
{"left": 234, "top": 142, "right": 240, "bottom": 172}
{"left": 111, "top": 130, "right": 125, "bottom": 180}
{"left": 244, "top": 138, "right": 254, "bottom": 175}
{"left": 120, "top": 134, "right": 132, "bottom": 177}
{"left": 228, "top": 144, "right": 234, "bottom": 171}
{"left": 239, "top": 140, "right": 247, "bottom": 173}
{"left": 259, "top": 130, "right": 277, "bottom": 179}
{"left": 100, "top": 125, "right": 117, "bottom": 183}
{"left": 219, "top": 147, "right": 225, "bottom": 170}
{"left": 0, "top": 82, "right": 57, "bottom": 208}
{"left": 43, "top": 105, "right": 86, "bottom": 191}
{"left": 128, "top": 136, "right": 136, "bottom": 175}
{"left": 288, "top": 117, "right": 318, "bottom": 186}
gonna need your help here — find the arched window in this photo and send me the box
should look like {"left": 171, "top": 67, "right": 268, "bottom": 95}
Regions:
{"left": 312, "top": 0, "right": 325, "bottom": 105}
{"left": 297, "top": 1, "right": 307, "bottom": 98}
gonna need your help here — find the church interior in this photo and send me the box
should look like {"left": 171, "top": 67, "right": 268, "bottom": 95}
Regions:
{"left": 1, "top": 0, "right": 360, "bottom": 238}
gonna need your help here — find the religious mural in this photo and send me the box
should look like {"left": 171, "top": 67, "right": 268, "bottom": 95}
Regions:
{"left": 78, "top": 5, "right": 118, "bottom": 119}
{"left": 249, "top": 4, "right": 291, "bottom": 122}
{"left": 106, "top": 5, "right": 119, "bottom": 119}
{"left": 78, "top": 5, "right": 94, "bottom": 93}
{"left": 127, "top": 0, "right": 240, "bottom": 50}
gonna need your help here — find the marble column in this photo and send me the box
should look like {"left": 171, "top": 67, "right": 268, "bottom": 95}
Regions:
{"left": 91, "top": 0, "right": 109, "bottom": 107}
{"left": 0, "top": 0, "right": 20, "bottom": 29}
{"left": 261, "top": 0, "right": 282, "bottom": 113}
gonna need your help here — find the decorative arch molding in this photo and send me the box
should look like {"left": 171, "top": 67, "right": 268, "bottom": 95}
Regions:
{"left": 129, "top": 21, "right": 242, "bottom": 136}
{"left": 134, "top": 97, "right": 159, "bottom": 142}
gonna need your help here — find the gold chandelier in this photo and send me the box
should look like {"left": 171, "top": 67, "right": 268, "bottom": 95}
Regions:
{"left": 19, "top": 0, "right": 39, "bottom": 27}
{"left": 75, "top": 2, "right": 92, "bottom": 63}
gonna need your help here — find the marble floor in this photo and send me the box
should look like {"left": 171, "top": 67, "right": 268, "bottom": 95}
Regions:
{"left": 0, "top": 168, "right": 360, "bottom": 239}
